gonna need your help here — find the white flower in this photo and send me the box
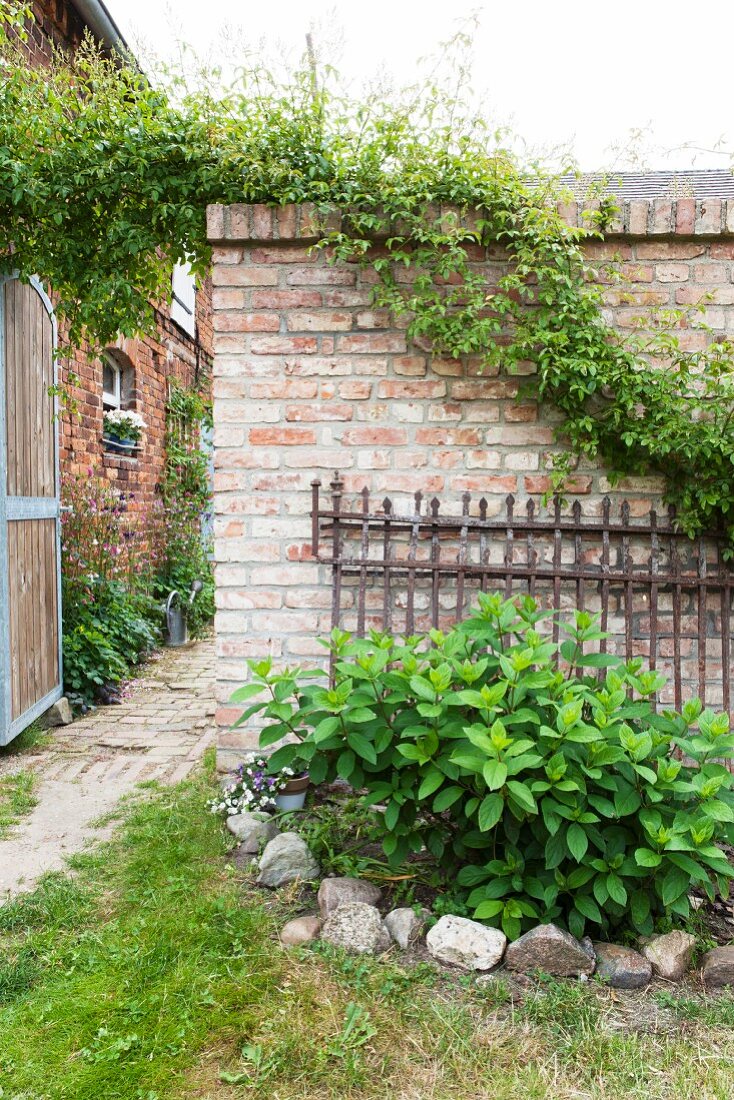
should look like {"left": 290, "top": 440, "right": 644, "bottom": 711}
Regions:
{"left": 104, "top": 409, "right": 147, "bottom": 431}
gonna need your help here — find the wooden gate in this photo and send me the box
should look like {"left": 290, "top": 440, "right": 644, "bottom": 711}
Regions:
{"left": 0, "top": 275, "right": 62, "bottom": 745}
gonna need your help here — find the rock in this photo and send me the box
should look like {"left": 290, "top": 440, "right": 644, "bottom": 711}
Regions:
{"left": 317, "top": 876, "right": 382, "bottom": 918}
{"left": 426, "top": 915, "right": 507, "bottom": 971}
{"left": 320, "top": 902, "right": 391, "bottom": 955}
{"left": 592, "top": 942, "right": 652, "bottom": 989}
{"left": 281, "top": 915, "right": 322, "bottom": 946}
{"left": 580, "top": 936, "right": 596, "bottom": 961}
{"left": 256, "top": 832, "right": 320, "bottom": 888}
{"left": 384, "top": 907, "right": 428, "bottom": 950}
{"left": 701, "top": 946, "right": 734, "bottom": 988}
{"left": 505, "top": 923, "right": 595, "bottom": 977}
{"left": 44, "top": 697, "right": 73, "bottom": 726}
{"left": 641, "top": 931, "right": 696, "bottom": 981}
{"left": 226, "top": 812, "right": 279, "bottom": 853}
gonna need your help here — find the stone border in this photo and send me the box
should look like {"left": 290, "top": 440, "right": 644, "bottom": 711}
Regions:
{"left": 206, "top": 199, "right": 734, "bottom": 245}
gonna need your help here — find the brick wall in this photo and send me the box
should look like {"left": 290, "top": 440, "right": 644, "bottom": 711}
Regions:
{"left": 13, "top": 2, "right": 214, "bottom": 519}
{"left": 207, "top": 200, "right": 734, "bottom": 769}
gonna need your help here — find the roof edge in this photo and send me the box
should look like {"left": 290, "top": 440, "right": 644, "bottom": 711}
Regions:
{"left": 71, "top": 0, "right": 128, "bottom": 53}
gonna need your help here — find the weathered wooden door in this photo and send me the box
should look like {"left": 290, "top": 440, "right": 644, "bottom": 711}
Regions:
{"left": 0, "top": 275, "right": 62, "bottom": 745}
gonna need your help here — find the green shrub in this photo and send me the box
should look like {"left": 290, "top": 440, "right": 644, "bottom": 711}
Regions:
{"left": 238, "top": 593, "right": 734, "bottom": 940}
{"left": 62, "top": 622, "right": 128, "bottom": 701}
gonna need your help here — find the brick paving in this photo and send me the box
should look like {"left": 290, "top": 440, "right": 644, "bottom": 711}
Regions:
{"left": 0, "top": 638, "right": 216, "bottom": 897}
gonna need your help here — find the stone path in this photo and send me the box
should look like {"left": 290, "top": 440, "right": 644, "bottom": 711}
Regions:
{"left": 0, "top": 639, "right": 216, "bottom": 898}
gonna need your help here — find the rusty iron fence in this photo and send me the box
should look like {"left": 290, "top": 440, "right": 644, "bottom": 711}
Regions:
{"left": 310, "top": 473, "right": 734, "bottom": 715}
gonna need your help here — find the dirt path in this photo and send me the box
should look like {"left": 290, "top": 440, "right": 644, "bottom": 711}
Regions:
{"left": 0, "top": 639, "right": 215, "bottom": 898}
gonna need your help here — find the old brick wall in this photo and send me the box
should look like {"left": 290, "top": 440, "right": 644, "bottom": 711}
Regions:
{"left": 207, "top": 200, "right": 734, "bottom": 768}
{"left": 12, "top": 1, "right": 214, "bottom": 519}
{"left": 205, "top": 200, "right": 734, "bottom": 765}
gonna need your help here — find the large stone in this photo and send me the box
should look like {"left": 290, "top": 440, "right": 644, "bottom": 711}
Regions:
{"left": 701, "top": 946, "right": 734, "bottom": 988}
{"left": 226, "top": 812, "right": 279, "bottom": 853}
{"left": 504, "top": 923, "right": 595, "bottom": 977}
{"left": 44, "top": 697, "right": 73, "bottom": 727}
{"left": 281, "top": 915, "right": 322, "bottom": 946}
{"left": 641, "top": 931, "right": 696, "bottom": 981}
{"left": 320, "top": 901, "right": 391, "bottom": 955}
{"left": 317, "top": 876, "right": 382, "bottom": 918}
{"left": 592, "top": 942, "right": 652, "bottom": 989}
{"left": 426, "top": 915, "right": 507, "bottom": 971}
{"left": 384, "top": 907, "right": 428, "bottom": 950}
{"left": 256, "top": 832, "right": 320, "bottom": 888}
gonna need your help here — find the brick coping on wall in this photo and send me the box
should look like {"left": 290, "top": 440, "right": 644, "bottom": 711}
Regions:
{"left": 206, "top": 199, "right": 734, "bottom": 245}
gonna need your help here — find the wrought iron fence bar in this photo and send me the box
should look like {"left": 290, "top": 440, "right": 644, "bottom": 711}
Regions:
{"left": 312, "top": 476, "right": 734, "bottom": 737}
{"left": 316, "top": 557, "right": 732, "bottom": 588}
{"left": 313, "top": 509, "right": 699, "bottom": 539}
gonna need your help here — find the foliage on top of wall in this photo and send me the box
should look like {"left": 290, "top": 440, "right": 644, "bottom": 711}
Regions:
{"left": 2, "top": 9, "right": 734, "bottom": 545}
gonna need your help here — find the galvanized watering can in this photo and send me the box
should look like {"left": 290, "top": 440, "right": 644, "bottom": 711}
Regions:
{"left": 165, "top": 580, "right": 204, "bottom": 646}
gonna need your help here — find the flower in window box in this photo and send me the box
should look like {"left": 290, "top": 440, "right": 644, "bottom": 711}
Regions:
{"left": 103, "top": 410, "right": 147, "bottom": 448}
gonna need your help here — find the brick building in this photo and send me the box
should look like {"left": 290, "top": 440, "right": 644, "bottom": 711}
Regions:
{"left": 0, "top": 1, "right": 213, "bottom": 744}
{"left": 207, "top": 191, "right": 734, "bottom": 769}
{"left": 16, "top": 0, "right": 213, "bottom": 513}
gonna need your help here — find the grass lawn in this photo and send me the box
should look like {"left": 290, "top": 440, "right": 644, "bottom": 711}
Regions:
{"left": 0, "top": 754, "right": 733, "bottom": 1100}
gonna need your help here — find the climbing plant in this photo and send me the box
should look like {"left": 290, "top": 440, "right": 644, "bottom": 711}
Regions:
{"left": 2, "top": 8, "right": 734, "bottom": 545}
{"left": 155, "top": 383, "right": 214, "bottom": 638}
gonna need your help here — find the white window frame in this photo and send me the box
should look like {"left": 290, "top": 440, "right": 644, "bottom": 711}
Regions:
{"left": 102, "top": 353, "right": 123, "bottom": 410}
{"left": 171, "top": 261, "right": 196, "bottom": 338}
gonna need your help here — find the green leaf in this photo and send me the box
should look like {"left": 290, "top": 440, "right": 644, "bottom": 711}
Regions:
{"left": 478, "top": 793, "right": 504, "bottom": 831}
{"left": 336, "top": 749, "right": 356, "bottom": 780}
{"left": 384, "top": 799, "right": 401, "bottom": 831}
{"left": 473, "top": 899, "right": 504, "bottom": 919}
{"left": 630, "top": 889, "right": 651, "bottom": 929}
{"left": 506, "top": 781, "right": 537, "bottom": 814}
{"left": 313, "top": 716, "right": 341, "bottom": 743}
{"left": 346, "top": 707, "right": 378, "bottom": 723}
{"left": 661, "top": 867, "right": 690, "bottom": 907}
{"left": 483, "top": 760, "right": 508, "bottom": 790}
{"left": 574, "top": 894, "right": 601, "bottom": 923}
{"left": 409, "top": 676, "right": 436, "bottom": 702}
{"left": 567, "top": 823, "right": 589, "bottom": 862}
{"left": 545, "top": 829, "right": 567, "bottom": 870}
{"left": 417, "top": 768, "right": 444, "bottom": 800}
{"left": 433, "top": 785, "right": 463, "bottom": 812}
{"left": 606, "top": 873, "right": 627, "bottom": 906}
{"left": 634, "top": 847, "right": 662, "bottom": 868}
{"left": 229, "top": 682, "right": 265, "bottom": 703}
{"left": 614, "top": 787, "right": 641, "bottom": 817}
{"left": 347, "top": 731, "right": 377, "bottom": 764}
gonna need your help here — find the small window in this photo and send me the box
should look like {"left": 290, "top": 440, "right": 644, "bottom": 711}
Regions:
{"left": 103, "top": 355, "right": 122, "bottom": 410}
{"left": 171, "top": 261, "right": 196, "bottom": 337}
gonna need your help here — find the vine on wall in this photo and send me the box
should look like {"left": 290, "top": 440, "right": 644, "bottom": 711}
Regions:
{"left": 156, "top": 383, "right": 215, "bottom": 638}
{"left": 1, "top": 11, "right": 734, "bottom": 546}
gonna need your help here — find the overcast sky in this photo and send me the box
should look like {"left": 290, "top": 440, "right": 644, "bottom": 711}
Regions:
{"left": 113, "top": 0, "right": 734, "bottom": 172}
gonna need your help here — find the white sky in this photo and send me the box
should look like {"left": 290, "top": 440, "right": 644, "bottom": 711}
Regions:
{"left": 112, "top": 0, "right": 734, "bottom": 172}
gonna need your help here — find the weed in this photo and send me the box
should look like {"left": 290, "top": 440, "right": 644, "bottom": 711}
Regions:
{"left": 0, "top": 719, "right": 50, "bottom": 756}
{"left": 0, "top": 769, "right": 38, "bottom": 838}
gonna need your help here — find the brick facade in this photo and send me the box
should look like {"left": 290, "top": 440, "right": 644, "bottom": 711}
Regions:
{"left": 207, "top": 201, "right": 734, "bottom": 768}
{"left": 14, "top": 1, "right": 213, "bottom": 516}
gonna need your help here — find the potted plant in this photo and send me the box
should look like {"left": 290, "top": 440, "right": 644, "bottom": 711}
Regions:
{"left": 274, "top": 771, "right": 310, "bottom": 811}
{"left": 208, "top": 755, "right": 309, "bottom": 816}
{"left": 103, "top": 409, "right": 147, "bottom": 453}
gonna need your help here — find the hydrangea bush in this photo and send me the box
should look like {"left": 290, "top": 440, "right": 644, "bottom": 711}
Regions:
{"left": 236, "top": 594, "right": 734, "bottom": 940}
